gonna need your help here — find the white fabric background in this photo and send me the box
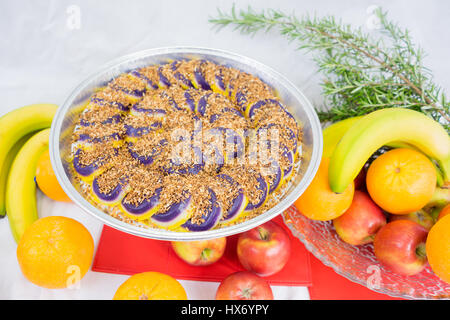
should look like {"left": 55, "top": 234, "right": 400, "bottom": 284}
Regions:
{"left": 0, "top": 0, "right": 448, "bottom": 300}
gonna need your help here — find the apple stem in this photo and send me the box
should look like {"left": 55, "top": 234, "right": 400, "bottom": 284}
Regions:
{"left": 362, "top": 234, "right": 375, "bottom": 243}
{"left": 241, "top": 288, "right": 252, "bottom": 299}
{"left": 201, "top": 248, "right": 211, "bottom": 261}
{"left": 416, "top": 243, "right": 427, "bottom": 260}
{"left": 258, "top": 227, "right": 270, "bottom": 241}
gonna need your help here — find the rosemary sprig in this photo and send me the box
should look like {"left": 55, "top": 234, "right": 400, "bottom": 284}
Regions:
{"left": 209, "top": 5, "right": 450, "bottom": 131}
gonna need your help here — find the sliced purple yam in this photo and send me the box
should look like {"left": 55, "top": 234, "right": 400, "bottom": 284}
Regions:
{"left": 167, "top": 94, "right": 183, "bottom": 111}
{"left": 131, "top": 105, "right": 167, "bottom": 117}
{"left": 77, "top": 132, "right": 121, "bottom": 144}
{"left": 182, "top": 189, "right": 223, "bottom": 231}
{"left": 73, "top": 149, "right": 100, "bottom": 177}
{"left": 92, "top": 177, "right": 126, "bottom": 203}
{"left": 222, "top": 107, "right": 244, "bottom": 117}
{"left": 197, "top": 93, "right": 212, "bottom": 116}
{"left": 214, "top": 69, "right": 226, "bottom": 91}
{"left": 267, "top": 160, "right": 282, "bottom": 194}
{"left": 194, "top": 68, "right": 211, "bottom": 90}
{"left": 80, "top": 114, "right": 122, "bottom": 127}
{"left": 183, "top": 91, "right": 197, "bottom": 112}
{"left": 202, "top": 143, "right": 225, "bottom": 173}
{"left": 209, "top": 114, "right": 220, "bottom": 124}
{"left": 192, "top": 115, "right": 202, "bottom": 135}
{"left": 257, "top": 123, "right": 298, "bottom": 155}
{"left": 128, "top": 139, "right": 168, "bottom": 165}
{"left": 206, "top": 127, "right": 244, "bottom": 160}
{"left": 221, "top": 128, "right": 245, "bottom": 160}
{"left": 269, "top": 163, "right": 283, "bottom": 194}
{"left": 245, "top": 173, "right": 268, "bottom": 211}
{"left": 158, "top": 66, "right": 171, "bottom": 87}
{"left": 261, "top": 139, "right": 294, "bottom": 175}
{"left": 151, "top": 192, "right": 192, "bottom": 224}
{"left": 114, "top": 85, "right": 146, "bottom": 98}
{"left": 247, "top": 99, "right": 283, "bottom": 119}
{"left": 124, "top": 122, "right": 162, "bottom": 137}
{"left": 163, "top": 146, "right": 204, "bottom": 175}
{"left": 225, "top": 192, "right": 245, "bottom": 220}
{"left": 91, "top": 97, "right": 129, "bottom": 111}
{"left": 281, "top": 146, "right": 294, "bottom": 177}
{"left": 216, "top": 174, "right": 246, "bottom": 221}
{"left": 235, "top": 91, "right": 248, "bottom": 112}
{"left": 164, "top": 163, "right": 204, "bottom": 175}
{"left": 171, "top": 62, "right": 195, "bottom": 88}
{"left": 121, "top": 187, "right": 162, "bottom": 215}
{"left": 209, "top": 108, "right": 243, "bottom": 123}
{"left": 130, "top": 70, "right": 159, "bottom": 89}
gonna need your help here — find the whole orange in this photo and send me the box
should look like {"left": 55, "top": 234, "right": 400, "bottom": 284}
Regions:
{"left": 17, "top": 216, "right": 94, "bottom": 289}
{"left": 366, "top": 148, "right": 436, "bottom": 214}
{"left": 36, "top": 149, "right": 71, "bottom": 202}
{"left": 438, "top": 203, "right": 450, "bottom": 220}
{"left": 426, "top": 214, "right": 450, "bottom": 284}
{"left": 295, "top": 157, "right": 354, "bottom": 221}
{"left": 113, "top": 271, "right": 187, "bottom": 300}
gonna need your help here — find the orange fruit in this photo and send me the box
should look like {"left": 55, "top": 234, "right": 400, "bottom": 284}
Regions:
{"left": 17, "top": 216, "right": 94, "bottom": 289}
{"left": 426, "top": 214, "right": 450, "bottom": 284}
{"left": 295, "top": 157, "right": 354, "bottom": 221}
{"left": 36, "top": 149, "right": 71, "bottom": 202}
{"left": 366, "top": 148, "right": 436, "bottom": 214}
{"left": 113, "top": 271, "right": 187, "bottom": 300}
{"left": 438, "top": 203, "right": 450, "bottom": 220}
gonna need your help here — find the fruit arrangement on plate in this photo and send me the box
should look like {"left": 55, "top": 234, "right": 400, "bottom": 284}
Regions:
{"left": 210, "top": 5, "right": 450, "bottom": 299}
{"left": 291, "top": 107, "right": 450, "bottom": 299}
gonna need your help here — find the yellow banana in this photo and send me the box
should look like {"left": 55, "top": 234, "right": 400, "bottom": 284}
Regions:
{"left": 6, "top": 129, "right": 50, "bottom": 242}
{"left": 329, "top": 108, "right": 450, "bottom": 193}
{"left": 426, "top": 186, "right": 450, "bottom": 208}
{"left": 0, "top": 133, "right": 35, "bottom": 217}
{"left": 324, "top": 119, "right": 446, "bottom": 187}
{"left": 323, "top": 116, "right": 363, "bottom": 158}
{"left": 0, "top": 104, "right": 57, "bottom": 216}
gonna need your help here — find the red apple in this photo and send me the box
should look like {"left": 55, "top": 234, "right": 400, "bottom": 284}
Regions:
{"left": 374, "top": 220, "right": 428, "bottom": 276}
{"left": 171, "top": 237, "right": 226, "bottom": 266}
{"left": 389, "top": 209, "right": 435, "bottom": 230}
{"left": 333, "top": 190, "right": 386, "bottom": 245}
{"left": 215, "top": 271, "right": 273, "bottom": 300}
{"left": 237, "top": 221, "right": 291, "bottom": 277}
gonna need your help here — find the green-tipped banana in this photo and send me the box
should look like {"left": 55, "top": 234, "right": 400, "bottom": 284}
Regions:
{"left": 323, "top": 116, "right": 362, "bottom": 157}
{"left": 324, "top": 118, "right": 446, "bottom": 187}
{"left": 0, "top": 133, "right": 35, "bottom": 217}
{"left": 323, "top": 116, "right": 414, "bottom": 157}
{"left": 6, "top": 129, "right": 50, "bottom": 242}
{"left": 426, "top": 186, "right": 450, "bottom": 208}
{"left": 0, "top": 104, "right": 57, "bottom": 216}
{"left": 329, "top": 108, "right": 450, "bottom": 193}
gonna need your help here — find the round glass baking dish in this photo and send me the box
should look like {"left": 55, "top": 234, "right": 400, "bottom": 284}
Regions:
{"left": 50, "top": 46, "right": 322, "bottom": 241}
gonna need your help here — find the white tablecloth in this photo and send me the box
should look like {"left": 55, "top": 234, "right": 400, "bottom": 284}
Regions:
{"left": 0, "top": 0, "right": 448, "bottom": 300}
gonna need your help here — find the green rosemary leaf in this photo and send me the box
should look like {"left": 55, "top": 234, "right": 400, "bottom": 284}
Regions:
{"left": 209, "top": 5, "right": 450, "bottom": 132}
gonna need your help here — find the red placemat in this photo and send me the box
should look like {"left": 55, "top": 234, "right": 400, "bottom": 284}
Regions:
{"left": 308, "top": 253, "right": 404, "bottom": 300}
{"left": 92, "top": 215, "right": 312, "bottom": 286}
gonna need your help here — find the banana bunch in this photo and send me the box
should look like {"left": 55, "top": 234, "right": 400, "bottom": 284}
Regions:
{"left": 0, "top": 104, "right": 58, "bottom": 242}
{"left": 324, "top": 108, "right": 450, "bottom": 194}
